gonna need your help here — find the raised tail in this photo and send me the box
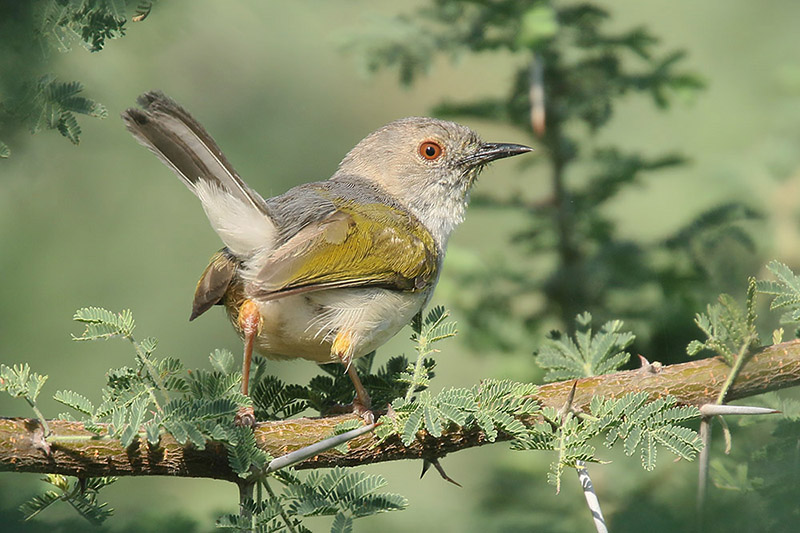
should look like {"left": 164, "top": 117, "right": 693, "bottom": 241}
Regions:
{"left": 122, "top": 91, "right": 276, "bottom": 256}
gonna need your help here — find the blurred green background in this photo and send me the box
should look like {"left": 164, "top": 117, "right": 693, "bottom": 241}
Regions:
{"left": 2, "top": 1, "right": 800, "bottom": 531}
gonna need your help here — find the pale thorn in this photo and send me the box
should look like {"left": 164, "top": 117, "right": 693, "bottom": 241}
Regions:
{"left": 699, "top": 404, "right": 781, "bottom": 417}
{"left": 266, "top": 420, "right": 380, "bottom": 473}
{"left": 637, "top": 354, "right": 662, "bottom": 374}
{"left": 558, "top": 380, "right": 579, "bottom": 421}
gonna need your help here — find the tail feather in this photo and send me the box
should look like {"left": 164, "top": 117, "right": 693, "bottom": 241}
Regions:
{"left": 122, "top": 91, "right": 276, "bottom": 256}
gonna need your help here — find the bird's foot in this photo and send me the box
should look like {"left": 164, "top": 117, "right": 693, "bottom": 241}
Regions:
{"left": 325, "top": 401, "right": 375, "bottom": 425}
{"left": 352, "top": 399, "right": 375, "bottom": 425}
{"left": 235, "top": 405, "right": 256, "bottom": 428}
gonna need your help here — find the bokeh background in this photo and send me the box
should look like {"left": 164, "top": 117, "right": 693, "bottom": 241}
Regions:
{"left": 2, "top": 1, "right": 800, "bottom": 531}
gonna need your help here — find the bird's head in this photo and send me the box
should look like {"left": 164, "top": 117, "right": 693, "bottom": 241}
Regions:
{"left": 335, "top": 117, "right": 532, "bottom": 247}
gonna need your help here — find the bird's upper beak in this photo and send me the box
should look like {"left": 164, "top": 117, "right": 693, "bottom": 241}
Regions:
{"left": 461, "top": 142, "right": 533, "bottom": 167}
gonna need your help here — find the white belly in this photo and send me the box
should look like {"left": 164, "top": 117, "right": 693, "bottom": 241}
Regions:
{"left": 252, "top": 287, "right": 429, "bottom": 364}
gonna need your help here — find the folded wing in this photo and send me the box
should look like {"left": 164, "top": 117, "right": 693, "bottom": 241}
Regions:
{"left": 247, "top": 202, "right": 438, "bottom": 300}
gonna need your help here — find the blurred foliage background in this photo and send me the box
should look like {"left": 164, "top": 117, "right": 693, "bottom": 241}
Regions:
{"left": 2, "top": 0, "right": 800, "bottom": 531}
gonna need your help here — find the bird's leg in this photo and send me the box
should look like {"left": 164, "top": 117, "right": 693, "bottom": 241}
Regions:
{"left": 332, "top": 330, "right": 374, "bottom": 424}
{"left": 235, "top": 299, "right": 261, "bottom": 427}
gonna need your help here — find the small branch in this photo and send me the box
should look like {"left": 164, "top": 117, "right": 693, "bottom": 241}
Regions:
{"left": 716, "top": 340, "right": 753, "bottom": 404}
{"left": 26, "top": 399, "right": 51, "bottom": 439}
{"left": 238, "top": 480, "right": 254, "bottom": 530}
{"left": 2, "top": 340, "right": 800, "bottom": 480}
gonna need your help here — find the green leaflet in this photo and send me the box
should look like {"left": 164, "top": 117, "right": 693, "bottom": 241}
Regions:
{"left": 0, "top": 363, "right": 48, "bottom": 402}
{"left": 72, "top": 306, "right": 135, "bottom": 340}
{"left": 535, "top": 312, "right": 634, "bottom": 381}
{"left": 687, "top": 278, "right": 759, "bottom": 364}
{"left": 758, "top": 260, "right": 800, "bottom": 324}
{"left": 511, "top": 393, "right": 702, "bottom": 491}
{"left": 18, "top": 474, "right": 116, "bottom": 525}
{"left": 377, "top": 379, "right": 540, "bottom": 446}
{"left": 284, "top": 467, "right": 407, "bottom": 519}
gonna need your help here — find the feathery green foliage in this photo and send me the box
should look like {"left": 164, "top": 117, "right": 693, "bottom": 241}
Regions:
{"left": 284, "top": 468, "right": 407, "bottom": 519}
{"left": 252, "top": 374, "right": 309, "bottom": 421}
{"left": 376, "top": 379, "right": 540, "bottom": 446}
{"left": 687, "top": 278, "right": 759, "bottom": 364}
{"left": 18, "top": 75, "right": 108, "bottom": 145}
{"left": 404, "top": 306, "right": 456, "bottom": 400}
{"left": 1, "top": 1, "right": 154, "bottom": 155}
{"left": 757, "top": 260, "right": 800, "bottom": 324}
{"left": 18, "top": 474, "right": 116, "bottom": 525}
{"left": 0, "top": 362, "right": 50, "bottom": 434}
{"left": 0, "top": 363, "right": 48, "bottom": 404}
{"left": 594, "top": 393, "right": 701, "bottom": 470}
{"left": 301, "top": 353, "right": 426, "bottom": 415}
{"left": 535, "top": 312, "right": 634, "bottom": 381}
{"left": 216, "top": 469, "right": 407, "bottom": 533}
{"left": 513, "top": 392, "right": 701, "bottom": 491}
{"left": 371, "top": 308, "right": 544, "bottom": 446}
{"left": 36, "top": 0, "right": 128, "bottom": 53}
{"left": 62, "top": 307, "right": 262, "bottom": 472}
{"left": 52, "top": 306, "right": 414, "bottom": 532}
{"left": 72, "top": 306, "right": 135, "bottom": 340}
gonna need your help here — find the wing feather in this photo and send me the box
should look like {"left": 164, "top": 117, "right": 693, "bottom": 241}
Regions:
{"left": 247, "top": 203, "right": 438, "bottom": 299}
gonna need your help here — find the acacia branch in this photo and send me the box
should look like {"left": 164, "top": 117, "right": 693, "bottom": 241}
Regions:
{"left": 3, "top": 340, "right": 800, "bottom": 482}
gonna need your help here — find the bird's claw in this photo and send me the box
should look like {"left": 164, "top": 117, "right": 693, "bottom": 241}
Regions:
{"left": 352, "top": 399, "right": 375, "bottom": 425}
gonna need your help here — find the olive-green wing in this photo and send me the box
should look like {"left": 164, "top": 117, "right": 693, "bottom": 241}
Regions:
{"left": 251, "top": 203, "right": 438, "bottom": 300}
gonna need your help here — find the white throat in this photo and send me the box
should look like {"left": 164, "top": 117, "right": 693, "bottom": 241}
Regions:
{"left": 403, "top": 186, "right": 469, "bottom": 252}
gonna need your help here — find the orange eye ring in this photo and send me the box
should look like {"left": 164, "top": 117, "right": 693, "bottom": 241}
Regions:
{"left": 419, "top": 140, "right": 443, "bottom": 160}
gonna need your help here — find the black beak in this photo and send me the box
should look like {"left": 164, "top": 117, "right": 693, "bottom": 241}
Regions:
{"left": 462, "top": 142, "right": 533, "bottom": 166}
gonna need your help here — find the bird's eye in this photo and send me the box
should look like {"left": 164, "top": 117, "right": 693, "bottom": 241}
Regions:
{"left": 419, "top": 141, "right": 443, "bottom": 160}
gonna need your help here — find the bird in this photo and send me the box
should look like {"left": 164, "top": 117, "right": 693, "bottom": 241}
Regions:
{"left": 122, "top": 91, "right": 532, "bottom": 424}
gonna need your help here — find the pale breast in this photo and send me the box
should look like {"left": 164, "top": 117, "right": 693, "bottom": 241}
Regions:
{"left": 252, "top": 287, "right": 429, "bottom": 364}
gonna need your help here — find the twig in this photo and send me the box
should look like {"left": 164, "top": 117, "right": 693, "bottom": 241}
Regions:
{"left": 238, "top": 480, "right": 254, "bottom": 532}
{"left": 25, "top": 399, "right": 51, "bottom": 439}
{"left": 716, "top": 340, "right": 754, "bottom": 404}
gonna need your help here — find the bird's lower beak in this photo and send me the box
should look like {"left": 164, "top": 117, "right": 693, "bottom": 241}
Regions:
{"left": 464, "top": 142, "right": 533, "bottom": 166}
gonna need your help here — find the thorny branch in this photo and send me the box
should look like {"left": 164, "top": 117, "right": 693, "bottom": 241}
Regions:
{"left": 2, "top": 340, "right": 800, "bottom": 481}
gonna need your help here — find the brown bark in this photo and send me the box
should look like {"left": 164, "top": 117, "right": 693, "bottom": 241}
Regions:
{"left": 3, "top": 340, "right": 800, "bottom": 482}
